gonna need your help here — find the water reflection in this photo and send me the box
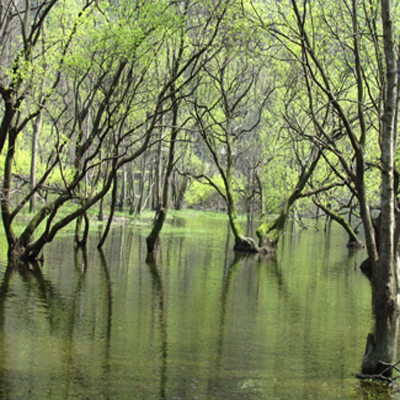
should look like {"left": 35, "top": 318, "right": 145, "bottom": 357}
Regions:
{"left": 98, "top": 248, "right": 113, "bottom": 370}
{"left": 0, "top": 215, "right": 395, "bottom": 399}
{"left": 0, "top": 264, "right": 13, "bottom": 398}
{"left": 146, "top": 251, "right": 168, "bottom": 399}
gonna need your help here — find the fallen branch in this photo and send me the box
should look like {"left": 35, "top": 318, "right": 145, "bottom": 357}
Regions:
{"left": 356, "top": 360, "right": 400, "bottom": 384}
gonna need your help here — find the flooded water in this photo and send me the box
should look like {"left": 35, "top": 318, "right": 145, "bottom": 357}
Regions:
{"left": 0, "top": 212, "right": 397, "bottom": 399}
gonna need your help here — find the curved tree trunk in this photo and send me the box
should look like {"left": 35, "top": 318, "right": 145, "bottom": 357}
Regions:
{"left": 229, "top": 209, "right": 259, "bottom": 253}
{"left": 257, "top": 147, "right": 321, "bottom": 252}
{"left": 146, "top": 207, "right": 168, "bottom": 253}
{"left": 21, "top": 131, "right": 152, "bottom": 260}
{"left": 225, "top": 173, "right": 259, "bottom": 253}
{"left": 313, "top": 200, "right": 363, "bottom": 248}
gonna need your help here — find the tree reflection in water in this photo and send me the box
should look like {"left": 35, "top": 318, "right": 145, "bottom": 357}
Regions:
{"left": 0, "top": 216, "right": 394, "bottom": 399}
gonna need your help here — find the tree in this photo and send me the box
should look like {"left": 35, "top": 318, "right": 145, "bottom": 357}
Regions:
{"left": 146, "top": 0, "right": 234, "bottom": 252}
{"left": 257, "top": 145, "right": 321, "bottom": 251}
{"left": 1, "top": 0, "right": 197, "bottom": 263}
{"left": 361, "top": 0, "right": 400, "bottom": 376}
{"left": 191, "top": 42, "right": 274, "bottom": 251}
{"left": 0, "top": 0, "right": 64, "bottom": 157}
{"left": 271, "top": 0, "right": 399, "bottom": 375}
{"left": 1, "top": 0, "right": 96, "bottom": 262}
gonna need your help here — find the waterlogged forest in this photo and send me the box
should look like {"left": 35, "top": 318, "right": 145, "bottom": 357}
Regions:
{"left": 0, "top": 0, "right": 400, "bottom": 398}
{"left": 0, "top": 213, "right": 380, "bottom": 399}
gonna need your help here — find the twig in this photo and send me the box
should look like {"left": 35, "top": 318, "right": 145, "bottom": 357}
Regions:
{"left": 356, "top": 360, "right": 400, "bottom": 384}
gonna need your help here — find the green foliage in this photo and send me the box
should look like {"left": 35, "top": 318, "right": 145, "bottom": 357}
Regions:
{"left": 0, "top": 0, "right": 396, "bottom": 258}
{"left": 184, "top": 175, "right": 225, "bottom": 208}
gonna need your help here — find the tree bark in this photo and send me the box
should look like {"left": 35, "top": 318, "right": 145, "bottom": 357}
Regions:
{"left": 98, "top": 172, "right": 118, "bottom": 249}
{"left": 361, "top": 0, "right": 399, "bottom": 376}
{"left": 74, "top": 213, "right": 90, "bottom": 247}
{"left": 147, "top": 82, "right": 179, "bottom": 252}
{"left": 136, "top": 157, "right": 148, "bottom": 215}
{"left": 118, "top": 163, "right": 127, "bottom": 211}
{"left": 29, "top": 110, "right": 42, "bottom": 213}
{"left": 172, "top": 172, "right": 188, "bottom": 210}
{"left": 1, "top": 129, "right": 19, "bottom": 261}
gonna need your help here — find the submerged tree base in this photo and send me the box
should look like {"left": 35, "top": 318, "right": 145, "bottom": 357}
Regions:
{"left": 256, "top": 222, "right": 280, "bottom": 254}
{"left": 357, "top": 358, "right": 400, "bottom": 384}
{"left": 233, "top": 236, "right": 260, "bottom": 253}
{"left": 146, "top": 208, "right": 167, "bottom": 253}
{"left": 258, "top": 237, "right": 278, "bottom": 254}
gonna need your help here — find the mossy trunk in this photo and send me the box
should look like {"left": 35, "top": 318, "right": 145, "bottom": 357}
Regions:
{"left": 314, "top": 200, "right": 363, "bottom": 248}
{"left": 257, "top": 212, "right": 287, "bottom": 253}
{"left": 226, "top": 184, "right": 259, "bottom": 253}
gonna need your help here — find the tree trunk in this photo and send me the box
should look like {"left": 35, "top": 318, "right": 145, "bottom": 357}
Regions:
{"left": 362, "top": 289, "right": 399, "bottom": 375}
{"left": 136, "top": 155, "right": 148, "bottom": 215}
{"left": 257, "top": 148, "right": 321, "bottom": 252}
{"left": 361, "top": 0, "right": 399, "bottom": 376}
{"left": 29, "top": 110, "right": 42, "bottom": 213}
{"left": 98, "top": 197, "right": 105, "bottom": 221}
{"left": 118, "top": 163, "right": 127, "bottom": 211}
{"left": 98, "top": 172, "right": 118, "bottom": 249}
{"left": 128, "top": 163, "right": 136, "bottom": 215}
{"left": 146, "top": 208, "right": 168, "bottom": 252}
{"left": 74, "top": 213, "right": 90, "bottom": 247}
{"left": 225, "top": 172, "right": 259, "bottom": 253}
{"left": 172, "top": 172, "right": 188, "bottom": 210}
{"left": 313, "top": 200, "right": 363, "bottom": 248}
{"left": 1, "top": 130, "right": 19, "bottom": 261}
{"left": 153, "top": 114, "right": 164, "bottom": 211}
{"left": 147, "top": 83, "right": 178, "bottom": 252}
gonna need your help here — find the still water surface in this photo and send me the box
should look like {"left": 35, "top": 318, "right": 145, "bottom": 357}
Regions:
{"left": 0, "top": 212, "right": 396, "bottom": 399}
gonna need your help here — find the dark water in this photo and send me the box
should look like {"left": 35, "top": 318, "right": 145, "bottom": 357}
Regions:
{"left": 0, "top": 212, "right": 397, "bottom": 399}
